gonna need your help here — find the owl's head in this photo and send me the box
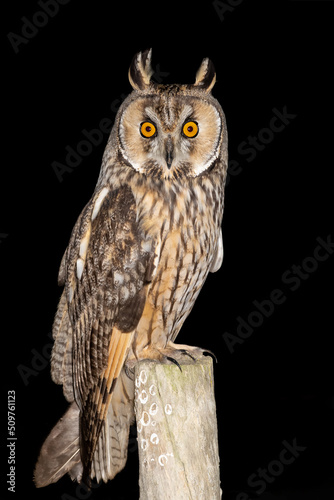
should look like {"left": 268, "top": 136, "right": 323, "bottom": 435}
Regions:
{"left": 114, "top": 49, "right": 227, "bottom": 181}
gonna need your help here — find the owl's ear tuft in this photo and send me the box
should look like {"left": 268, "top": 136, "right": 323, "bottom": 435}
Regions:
{"left": 194, "top": 58, "right": 216, "bottom": 93}
{"left": 128, "top": 49, "right": 154, "bottom": 91}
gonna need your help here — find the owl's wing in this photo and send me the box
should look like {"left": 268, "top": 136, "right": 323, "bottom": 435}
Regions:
{"left": 53, "top": 184, "right": 157, "bottom": 482}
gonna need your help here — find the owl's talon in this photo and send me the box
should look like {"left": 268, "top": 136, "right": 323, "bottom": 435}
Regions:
{"left": 166, "top": 356, "right": 182, "bottom": 372}
{"left": 179, "top": 349, "right": 196, "bottom": 361}
{"left": 124, "top": 365, "right": 135, "bottom": 381}
{"left": 203, "top": 349, "right": 218, "bottom": 363}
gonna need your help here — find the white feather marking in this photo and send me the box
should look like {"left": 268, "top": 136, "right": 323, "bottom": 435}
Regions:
{"left": 141, "top": 240, "right": 152, "bottom": 253}
{"left": 76, "top": 258, "right": 84, "bottom": 280}
{"left": 194, "top": 150, "right": 220, "bottom": 176}
{"left": 79, "top": 230, "right": 90, "bottom": 259}
{"left": 120, "top": 286, "right": 130, "bottom": 303}
{"left": 119, "top": 145, "right": 142, "bottom": 172}
{"left": 210, "top": 230, "right": 224, "bottom": 273}
{"left": 91, "top": 187, "right": 109, "bottom": 221}
{"left": 68, "top": 284, "right": 74, "bottom": 303}
{"left": 113, "top": 271, "right": 124, "bottom": 285}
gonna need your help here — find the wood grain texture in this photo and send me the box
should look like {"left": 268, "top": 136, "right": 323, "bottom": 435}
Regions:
{"left": 134, "top": 357, "right": 221, "bottom": 500}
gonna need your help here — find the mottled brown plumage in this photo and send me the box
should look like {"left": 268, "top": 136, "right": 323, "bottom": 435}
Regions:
{"left": 34, "top": 49, "right": 228, "bottom": 488}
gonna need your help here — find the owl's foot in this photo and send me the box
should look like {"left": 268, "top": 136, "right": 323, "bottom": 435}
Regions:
{"left": 167, "top": 341, "right": 217, "bottom": 363}
{"left": 142, "top": 342, "right": 216, "bottom": 368}
{"left": 127, "top": 342, "right": 217, "bottom": 373}
{"left": 162, "top": 343, "right": 217, "bottom": 371}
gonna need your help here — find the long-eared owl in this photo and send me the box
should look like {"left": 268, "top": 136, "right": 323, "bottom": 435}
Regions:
{"left": 34, "top": 49, "right": 228, "bottom": 488}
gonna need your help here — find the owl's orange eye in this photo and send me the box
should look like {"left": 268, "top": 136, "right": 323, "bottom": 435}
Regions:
{"left": 140, "top": 121, "right": 156, "bottom": 138}
{"left": 182, "top": 121, "right": 198, "bottom": 138}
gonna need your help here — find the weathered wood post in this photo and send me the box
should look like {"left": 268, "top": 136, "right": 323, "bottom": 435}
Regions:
{"left": 134, "top": 356, "right": 221, "bottom": 500}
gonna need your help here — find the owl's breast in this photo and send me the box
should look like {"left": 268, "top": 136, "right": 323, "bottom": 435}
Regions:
{"left": 130, "top": 187, "right": 220, "bottom": 354}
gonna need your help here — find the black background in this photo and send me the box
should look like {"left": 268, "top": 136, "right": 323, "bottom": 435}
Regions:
{"left": 2, "top": 1, "right": 333, "bottom": 499}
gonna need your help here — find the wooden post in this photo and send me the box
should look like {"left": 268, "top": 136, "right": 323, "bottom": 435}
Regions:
{"left": 134, "top": 356, "right": 222, "bottom": 500}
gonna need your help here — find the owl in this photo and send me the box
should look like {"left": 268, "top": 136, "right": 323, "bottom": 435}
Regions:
{"left": 34, "top": 49, "right": 228, "bottom": 488}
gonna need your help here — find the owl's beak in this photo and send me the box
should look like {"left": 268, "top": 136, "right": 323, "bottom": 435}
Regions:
{"left": 165, "top": 135, "right": 174, "bottom": 170}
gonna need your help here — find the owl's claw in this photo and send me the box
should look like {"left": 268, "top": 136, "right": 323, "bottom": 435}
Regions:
{"left": 202, "top": 349, "right": 218, "bottom": 363}
{"left": 179, "top": 349, "right": 196, "bottom": 361}
{"left": 124, "top": 365, "right": 135, "bottom": 381}
{"left": 166, "top": 356, "right": 182, "bottom": 372}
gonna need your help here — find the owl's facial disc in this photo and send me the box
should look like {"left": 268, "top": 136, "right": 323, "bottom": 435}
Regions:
{"left": 119, "top": 96, "right": 222, "bottom": 178}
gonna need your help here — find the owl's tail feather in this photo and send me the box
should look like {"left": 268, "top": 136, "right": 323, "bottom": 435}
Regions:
{"left": 91, "top": 369, "right": 135, "bottom": 483}
{"left": 34, "top": 402, "right": 83, "bottom": 488}
{"left": 34, "top": 370, "right": 134, "bottom": 487}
